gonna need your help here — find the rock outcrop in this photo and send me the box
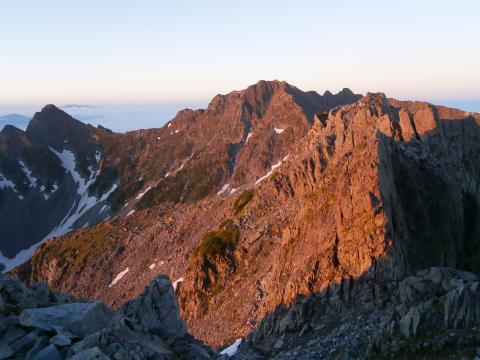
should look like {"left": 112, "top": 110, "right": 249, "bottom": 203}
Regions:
{"left": 0, "top": 274, "right": 213, "bottom": 359}
{"left": 238, "top": 267, "right": 480, "bottom": 359}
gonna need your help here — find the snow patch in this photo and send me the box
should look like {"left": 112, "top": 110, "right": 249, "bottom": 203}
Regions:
{"left": 229, "top": 187, "right": 239, "bottom": 195}
{"left": 109, "top": 267, "right": 129, "bottom": 287}
{"left": 45, "top": 147, "right": 117, "bottom": 239}
{"left": 148, "top": 263, "right": 156, "bottom": 270}
{"left": 0, "top": 173, "right": 16, "bottom": 192}
{"left": 245, "top": 132, "right": 253, "bottom": 144}
{"left": 274, "top": 127, "right": 285, "bottom": 134}
{"left": 0, "top": 246, "right": 39, "bottom": 272}
{"left": 156, "top": 136, "right": 160, "bottom": 141}
{"left": 255, "top": 159, "right": 285, "bottom": 185}
{"left": 43, "top": 183, "right": 60, "bottom": 201}
{"left": 175, "top": 129, "right": 180, "bottom": 134}
{"left": 172, "top": 277, "right": 184, "bottom": 290}
{"left": 18, "top": 160, "right": 36, "bottom": 188}
{"left": 220, "top": 338, "right": 242, "bottom": 356}
{"left": 217, "top": 183, "right": 230, "bottom": 196}
{"left": 127, "top": 210, "right": 136, "bottom": 217}
{"left": 165, "top": 172, "right": 170, "bottom": 178}
{"left": 167, "top": 123, "right": 172, "bottom": 128}
{"left": 135, "top": 186, "right": 152, "bottom": 200}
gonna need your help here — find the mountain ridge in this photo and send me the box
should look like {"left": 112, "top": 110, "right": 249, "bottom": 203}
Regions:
{"left": 11, "top": 84, "right": 480, "bottom": 357}
{"left": 0, "top": 81, "right": 360, "bottom": 271}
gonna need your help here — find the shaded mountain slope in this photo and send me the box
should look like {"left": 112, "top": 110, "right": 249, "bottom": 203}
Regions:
{"left": 0, "top": 107, "right": 116, "bottom": 270}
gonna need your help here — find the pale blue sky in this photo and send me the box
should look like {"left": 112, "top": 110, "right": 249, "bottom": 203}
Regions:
{"left": 1, "top": 0, "right": 479, "bottom": 110}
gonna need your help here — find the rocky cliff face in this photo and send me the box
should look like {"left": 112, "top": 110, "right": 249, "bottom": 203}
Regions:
{"left": 9, "top": 82, "right": 480, "bottom": 358}
{"left": 175, "top": 93, "right": 480, "bottom": 347}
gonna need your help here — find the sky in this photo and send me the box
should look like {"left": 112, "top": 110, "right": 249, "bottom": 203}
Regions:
{"left": 1, "top": 0, "right": 479, "bottom": 130}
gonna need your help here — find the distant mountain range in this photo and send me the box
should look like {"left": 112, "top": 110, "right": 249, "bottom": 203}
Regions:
{"left": 0, "top": 114, "right": 30, "bottom": 131}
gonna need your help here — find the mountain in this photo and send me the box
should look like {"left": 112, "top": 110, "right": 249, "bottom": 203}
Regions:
{"left": 0, "top": 81, "right": 359, "bottom": 272}
{"left": 0, "top": 114, "right": 30, "bottom": 131}
{"left": 10, "top": 81, "right": 480, "bottom": 358}
{"left": 0, "top": 106, "right": 116, "bottom": 270}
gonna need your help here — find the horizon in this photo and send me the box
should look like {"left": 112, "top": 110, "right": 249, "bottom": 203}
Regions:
{"left": 1, "top": 1, "right": 479, "bottom": 108}
{"left": 1, "top": 80, "right": 480, "bottom": 132}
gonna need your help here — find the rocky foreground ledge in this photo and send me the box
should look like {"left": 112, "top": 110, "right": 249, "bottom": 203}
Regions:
{"left": 237, "top": 267, "right": 480, "bottom": 359}
{"left": 0, "top": 274, "right": 215, "bottom": 359}
{"left": 3, "top": 268, "right": 480, "bottom": 359}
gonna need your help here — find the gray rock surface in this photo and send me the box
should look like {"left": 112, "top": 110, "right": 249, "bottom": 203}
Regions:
{"left": 120, "top": 276, "right": 187, "bottom": 337}
{"left": 32, "top": 344, "right": 62, "bottom": 360}
{"left": 242, "top": 267, "right": 480, "bottom": 359}
{"left": 19, "top": 302, "right": 113, "bottom": 337}
{"left": 0, "top": 274, "right": 214, "bottom": 359}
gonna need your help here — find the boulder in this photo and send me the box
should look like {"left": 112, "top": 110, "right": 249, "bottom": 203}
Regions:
{"left": 68, "top": 346, "right": 110, "bottom": 360}
{"left": 0, "top": 343, "right": 13, "bottom": 360}
{"left": 19, "top": 302, "right": 113, "bottom": 337}
{"left": 32, "top": 344, "right": 62, "bottom": 360}
{"left": 0, "top": 274, "right": 36, "bottom": 313}
{"left": 50, "top": 333, "right": 72, "bottom": 346}
{"left": 121, "top": 275, "right": 187, "bottom": 337}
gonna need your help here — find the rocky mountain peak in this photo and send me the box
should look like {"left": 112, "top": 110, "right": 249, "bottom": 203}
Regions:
{"left": 337, "top": 87, "right": 356, "bottom": 98}
{"left": 0, "top": 124, "right": 25, "bottom": 140}
{"left": 26, "top": 104, "right": 94, "bottom": 149}
{"left": 41, "top": 104, "right": 60, "bottom": 111}
{"left": 0, "top": 125, "right": 30, "bottom": 155}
